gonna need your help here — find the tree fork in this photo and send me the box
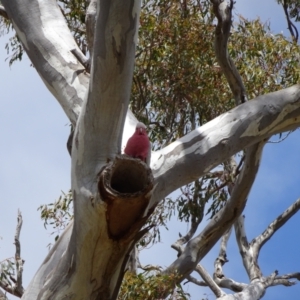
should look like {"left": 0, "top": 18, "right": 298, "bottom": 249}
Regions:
{"left": 98, "top": 155, "right": 154, "bottom": 240}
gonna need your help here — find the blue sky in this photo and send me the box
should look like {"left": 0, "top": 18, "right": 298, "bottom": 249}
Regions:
{"left": 0, "top": 1, "right": 299, "bottom": 299}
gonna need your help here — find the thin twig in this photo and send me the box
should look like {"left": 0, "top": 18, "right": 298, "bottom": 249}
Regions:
{"left": 268, "top": 130, "right": 294, "bottom": 143}
{"left": 136, "top": 251, "right": 162, "bottom": 273}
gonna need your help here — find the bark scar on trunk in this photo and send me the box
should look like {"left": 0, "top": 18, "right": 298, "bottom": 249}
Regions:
{"left": 98, "top": 155, "right": 153, "bottom": 240}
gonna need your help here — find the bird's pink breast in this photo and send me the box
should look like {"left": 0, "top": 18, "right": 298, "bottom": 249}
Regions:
{"left": 124, "top": 133, "right": 150, "bottom": 161}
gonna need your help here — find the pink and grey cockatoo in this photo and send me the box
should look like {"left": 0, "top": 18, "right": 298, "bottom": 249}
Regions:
{"left": 124, "top": 122, "right": 151, "bottom": 165}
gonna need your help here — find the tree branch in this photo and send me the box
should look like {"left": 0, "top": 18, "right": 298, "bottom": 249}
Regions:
{"left": 85, "top": 0, "right": 97, "bottom": 55}
{"left": 210, "top": 0, "right": 247, "bottom": 105}
{"left": 126, "top": 246, "right": 138, "bottom": 275}
{"left": 0, "top": 279, "right": 16, "bottom": 298}
{"left": 210, "top": 0, "right": 266, "bottom": 286}
{"left": 215, "top": 155, "right": 234, "bottom": 268}
{"left": 14, "top": 210, "right": 24, "bottom": 296}
{"left": 252, "top": 198, "right": 300, "bottom": 258}
{"left": 214, "top": 266, "right": 247, "bottom": 293}
{"left": 212, "top": 155, "right": 252, "bottom": 293}
{"left": 151, "top": 84, "right": 300, "bottom": 209}
{"left": 219, "top": 227, "right": 232, "bottom": 260}
{"left": 263, "top": 270, "right": 278, "bottom": 287}
{"left": 75, "top": 0, "right": 142, "bottom": 171}
{"left": 282, "top": 0, "right": 299, "bottom": 43}
{"left": 1, "top": 0, "right": 88, "bottom": 125}
{"left": 2, "top": 0, "right": 142, "bottom": 162}
{"left": 214, "top": 236, "right": 248, "bottom": 293}
{"left": 161, "top": 141, "right": 264, "bottom": 292}
{"left": 235, "top": 215, "right": 262, "bottom": 281}
{"left": 185, "top": 274, "right": 207, "bottom": 287}
{"left": 195, "top": 264, "right": 226, "bottom": 298}
{"left": 268, "top": 272, "right": 300, "bottom": 287}
{"left": 0, "top": 211, "right": 24, "bottom": 298}
{"left": 22, "top": 221, "right": 73, "bottom": 298}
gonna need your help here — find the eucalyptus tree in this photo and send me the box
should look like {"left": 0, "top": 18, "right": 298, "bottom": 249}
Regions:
{"left": 0, "top": 0, "right": 300, "bottom": 299}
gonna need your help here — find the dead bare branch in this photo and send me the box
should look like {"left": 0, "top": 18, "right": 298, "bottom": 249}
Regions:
{"left": 268, "top": 272, "right": 300, "bottom": 287}
{"left": 219, "top": 227, "right": 232, "bottom": 261}
{"left": 0, "top": 211, "right": 24, "bottom": 298}
{"left": 0, "top": 280, "right": 15, "bottom": 298}
{"left": 234, "top": 214, "right": 263, "bottom": 281}
{"left": 216, "top": 156, "right": 236, "bottom": 264}
{"left": 214, "top": 272, "right": 247, "bottom": 292}
{"left": 195, "top": 264, "right": 226, "bottom": 298}
{"left": 263, "top": 270, "right": 278, "bottom": 287}
{"left": 14, "top": 210, "right": 24, "bottom": 296}
{"left": 184, "top": 274, "right": 207, "bottom": 287}
{"left": 252, "top": 198, "right": 300, "bottom": 256}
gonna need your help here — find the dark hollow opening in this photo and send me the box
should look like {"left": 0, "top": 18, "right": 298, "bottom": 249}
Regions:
{"left": 110, "top": 159, "right": 149, "bottom": 194}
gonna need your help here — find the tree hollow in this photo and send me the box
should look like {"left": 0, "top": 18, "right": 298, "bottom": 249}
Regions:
{"left": 98, "top": 155, "right": 153, "bottom": 239}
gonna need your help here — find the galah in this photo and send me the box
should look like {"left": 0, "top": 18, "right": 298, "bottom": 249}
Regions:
{"left": 124, "top": 122, "right": 151, "bottom": 165}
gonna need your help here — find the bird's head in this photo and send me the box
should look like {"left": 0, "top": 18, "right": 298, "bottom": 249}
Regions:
{"left": 136, "top": 122, "right": 147, "bottom": 135}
